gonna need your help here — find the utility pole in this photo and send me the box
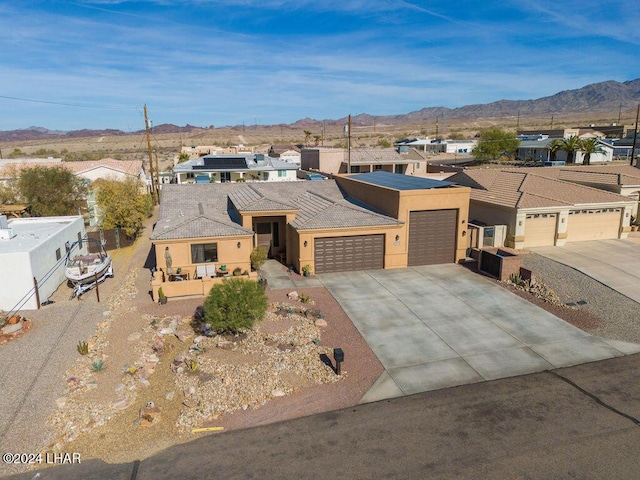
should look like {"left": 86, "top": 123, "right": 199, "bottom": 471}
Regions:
{"left": 631, "top": 103, "right": 639, "bottom": 167}
{"left": 347, "top": 114, "right": 351, "bottom": 173}
{"left": 154, "top": 150, "right": 161, "bottom": 203}
{"left": 618, "top": 103, "right": 622, "bottom": 126}
{"left": 144, "top": 105, "right": 157, "bottom": 204}
{"left": 551, "top": 115, "right": 554, "bottom": 129}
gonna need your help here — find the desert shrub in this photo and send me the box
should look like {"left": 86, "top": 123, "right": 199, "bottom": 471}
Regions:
{"left": 91, "top": 359, "right": 105, "bottom": 371}
{"left": 203, "top": 278, "right": 267, "bottom": 334}
{"left": 250, "top": 246, "right": 268, "bottom": 270}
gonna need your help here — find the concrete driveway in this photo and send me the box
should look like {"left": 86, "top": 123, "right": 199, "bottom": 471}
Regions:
{"left": 531, "top": 239, "right": 640, "bottom": 303}
{"left": 317, "top": 264, "right": 640, "bottom": 402}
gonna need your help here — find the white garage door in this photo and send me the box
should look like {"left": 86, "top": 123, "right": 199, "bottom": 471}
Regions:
{"left": 567, "top": 208, "right": 621, "bottom": 242}
{"left": 523, "top": 213, "right": 557, "bottom": 248}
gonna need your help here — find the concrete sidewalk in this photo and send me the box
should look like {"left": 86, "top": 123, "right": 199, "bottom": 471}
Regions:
{"left": 317, "top": 264, "right": 640, "bottom": 402}
{"left": 532, "top": 239, "right": 640, "bottom": 304}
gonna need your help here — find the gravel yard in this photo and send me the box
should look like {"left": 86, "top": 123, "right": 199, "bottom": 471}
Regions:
{"left": 519, "top": 251, "right": 640, "bottom": 344}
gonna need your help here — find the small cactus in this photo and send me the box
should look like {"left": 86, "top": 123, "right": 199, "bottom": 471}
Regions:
{"left": 184, "top": 359, "right": 198, "bottom": 371}
{"left": 77, "top": 341, "right": 89, "bottom": 355}
{"left": 91, "top": 359, "right": 105, "bottom": 372}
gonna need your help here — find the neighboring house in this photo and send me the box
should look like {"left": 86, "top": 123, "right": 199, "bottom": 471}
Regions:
{"left": 449, "top": 169, "right": 636, "bottom": 249}
{"left": 396, "top": 138, "right": 478, "bottom": 155}
{"left": 0, "top": 215, "right": 86, "bottom": 311}
{"left": 180, "top": 145, "right": 255, "bottom": 159}
{"left": 520, "top": 165, "right": 640, "bottom": 215}
{"left": 278, "top": 150, "right": 302, "bottom": 165}
{"left": 268, "top": 144, "right": 302, "bottom": 165}
{"left": 150, "top": 171, "right": 470, "bottom": 299}
{"left": 301, "top": 147, "right": 429, "bottom": 176}
{"left": 66, "top": 159, "right": 146, "bottom": 184}
{"left": 517, "top": 127, "right": 609, "bottom": 139}
{"left": 604, "top": 137, "right": 640, "bottom": 160}
{"left": 0, "top": 159, "right": 147, "bottom": 227}
{"left": 516, "top": 138, "right": 613, "bottom": 164}
{"left": 173, "top": 154, "right": 298, "bottom": 184}
{"left": 0, "top": 158, "right": 145, "bottom": 184}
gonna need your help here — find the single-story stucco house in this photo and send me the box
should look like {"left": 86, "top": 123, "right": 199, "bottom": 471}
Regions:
{"left": 515, "top": 165, "right": 640, "bottom": 215}
{"left": 150, "top": 171, "right": 470, "bottom": 299}
{"left": 173, "top": 153, "right": 298, "bottom": 184}
{"left": 448, "top": 169, "right": 636, "bottom": 249}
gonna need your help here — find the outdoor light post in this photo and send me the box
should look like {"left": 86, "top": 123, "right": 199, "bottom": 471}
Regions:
{"left": 333, "top": 347, "right": 344, "bottom": 375}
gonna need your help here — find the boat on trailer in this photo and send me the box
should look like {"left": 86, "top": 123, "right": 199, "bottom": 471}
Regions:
{"left": 65, "top": 238, "right": 114, "bottom": 297}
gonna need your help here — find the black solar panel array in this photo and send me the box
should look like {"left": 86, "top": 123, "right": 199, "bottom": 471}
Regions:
{"left": 350, "top": 171, "right": 455, "bottom": 190}
{"left": 193, "top": 157, "right": 248, "bottom": 170}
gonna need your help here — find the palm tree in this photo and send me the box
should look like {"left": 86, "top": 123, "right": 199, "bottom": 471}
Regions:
{"left": 579, "top": 137, "right": 605, "bottom": 165}
{"left": 548, "top": 139, "right": 562, "bottom": 162}
{"left": 558, "top": 136, "right": 582, "bottom": 164}
{"left": 303, "top": 130, "right": 312, "bottom": 146}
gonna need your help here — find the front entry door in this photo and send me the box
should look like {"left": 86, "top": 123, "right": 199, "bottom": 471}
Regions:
{"left": 254, "top": 222, "right": 272, "bottom": 255}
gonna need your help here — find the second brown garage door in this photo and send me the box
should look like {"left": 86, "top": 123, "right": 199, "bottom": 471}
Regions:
{"left": 408, "top": 209, "right": 457, "bottom": 266}
{"left": 314, "top": 234, "right": 384, "bottom": 274}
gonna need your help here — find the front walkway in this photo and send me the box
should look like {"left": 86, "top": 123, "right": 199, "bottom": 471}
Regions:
{"left": 259, "top": 259, "right": 322, "bottom": 289}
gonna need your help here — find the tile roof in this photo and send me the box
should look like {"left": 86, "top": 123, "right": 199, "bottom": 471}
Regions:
{"left": 228, "top": 184, "right": 297, "bottom": 212}
{"left": 152, "top": 180, "right": 402, "bottom": 240}
{"left": 507, "top": 165, "right": 640, "bottom": 187}
{"left": 346, "top": 148, "right": 412, "bottom": 164}
{"left": 151, "top": 215, "right": 253, "bottom": 241}
{"left": 450, "top": 169, "right": 632, "bottom": 209}
{"left": 0, "top": 158, "right": 143, "bottom": 178}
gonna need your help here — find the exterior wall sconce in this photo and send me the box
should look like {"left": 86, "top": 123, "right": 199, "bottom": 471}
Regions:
{"left": 518, "top": 220, "right": 523, "bottom": 226}
{"left": 395, "top": 235, "right": 400, "bottom": 242}
{"left": 561, "top": 218, "right": 566, "bottom": 223}
{"left": 462, "top": 231, "right": 466, "bottom": 237}
{"left": 237, "top": 242, "right": 241, "bottom": 248}
{"left": 304, "top": 240, "right": 308, "bottom": 247}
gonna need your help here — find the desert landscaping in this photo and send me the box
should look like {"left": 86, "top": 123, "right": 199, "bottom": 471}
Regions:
{"left": 0, "top": 211, "right": 384, "bottom": 476}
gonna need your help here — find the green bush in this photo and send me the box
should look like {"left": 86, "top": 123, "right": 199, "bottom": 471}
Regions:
{"left": 203, "top": 278, "right": 267, "bottom": 334}
{"left": 250, "top": 246, "right": 268, "bottom": 271}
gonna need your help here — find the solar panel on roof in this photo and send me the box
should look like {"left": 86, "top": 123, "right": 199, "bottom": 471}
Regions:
{"left": 198, "top": 157, "right": 248, "bottom": 170}
{"left": 349, "top": 171, "right": 455, "bottom": 190}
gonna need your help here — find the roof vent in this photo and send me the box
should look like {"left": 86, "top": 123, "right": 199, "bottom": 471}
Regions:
{"left": 0, "top": 215, "right": 16, "bottom": 240}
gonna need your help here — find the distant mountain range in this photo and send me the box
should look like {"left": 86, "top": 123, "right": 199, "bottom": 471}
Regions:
{"left": 2, "top": 78, "right": 639, "bottom": 141}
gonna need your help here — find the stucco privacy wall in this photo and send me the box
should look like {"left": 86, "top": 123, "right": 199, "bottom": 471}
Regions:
{"left": 0, "top": 216, "right": 86, "bottom": 311}
{"left": 334, "top": 175, "right": 471, "bottom": 267}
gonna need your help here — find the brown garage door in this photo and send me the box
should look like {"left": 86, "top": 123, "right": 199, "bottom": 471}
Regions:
{"left": 408, "top": 210, "right": 457, "bottom": 266}
{"left": 314, "top": 234, "right": 384, "bottom": 274}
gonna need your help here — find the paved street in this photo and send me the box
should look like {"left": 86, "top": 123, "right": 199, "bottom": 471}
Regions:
{"left": 13, "top": 354, "right": 640, "bottom": 480}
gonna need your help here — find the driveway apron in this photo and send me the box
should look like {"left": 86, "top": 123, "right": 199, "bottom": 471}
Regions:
{"left": 317, "top": 264, "right": 640, "bottom": 403}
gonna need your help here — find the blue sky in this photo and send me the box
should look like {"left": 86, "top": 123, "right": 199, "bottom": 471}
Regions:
{"left": 1, "top": 0, "right": 639, "bottom": 131}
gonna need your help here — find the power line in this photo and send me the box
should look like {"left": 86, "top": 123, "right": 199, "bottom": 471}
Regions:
{"left": 0, "top": 94, "right": 135, "bottom": 111}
